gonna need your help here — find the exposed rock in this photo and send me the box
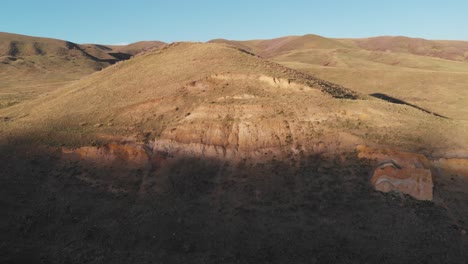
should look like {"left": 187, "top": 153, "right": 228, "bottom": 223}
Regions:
{"left": 434, "top": 158, "right": 468, "bottom": 178}
{"left": 357, "top": 145, "right": 433, "bottom": 200}
{"left": 62, "top": 143, "right": 150, "bottom": 168}
{"left": 371, "top": 162, "right": 433, "bottom": 200}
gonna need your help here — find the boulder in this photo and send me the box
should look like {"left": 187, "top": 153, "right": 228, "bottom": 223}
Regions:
{"left": 371, "top": 162, "right": 433, "bottom": 200}
{"left": 357, "top": 145, "right": 433, "bottom": 200}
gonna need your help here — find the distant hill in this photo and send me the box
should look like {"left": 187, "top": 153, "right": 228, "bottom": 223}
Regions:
{"left": 0, "top": 32, "right": 126, "bottom": 64}
{"left": 347, "top": 36, "right": 468, "bottom": 62}
{"left": 211, "top": 34, "right": 468, "bottom": 121}
{"left": 210, "top": 34, "right": 351, "bottom": 58}
{"left": 107, "top": 41, "right": 166, "bottom": 55}
{"left": 211, "top": 34, "right": 468, "bottom": 62}
{"left": 0, "top": 32, "right": 165, "bottom": 108}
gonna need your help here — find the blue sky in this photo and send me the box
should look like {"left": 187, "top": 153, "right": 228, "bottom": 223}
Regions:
{"left": 1, "top": 0, "right": 467, "bottom": 44}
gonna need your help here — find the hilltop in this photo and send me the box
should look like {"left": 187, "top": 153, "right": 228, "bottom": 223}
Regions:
{"left": 107, "top": 41, "right": 166, "bottom": 55}
{"left": 1, "top": 42, "right": 365, "bottom": 147}
{"left": 4, "top": 41, "right": 465, "bottom": 153}
{"left": 210, "top": 34, "right": 351, "bottom": 58}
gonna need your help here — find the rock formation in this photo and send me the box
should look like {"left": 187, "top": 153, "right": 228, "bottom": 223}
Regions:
{"left": 357, "top": 145, "right": 433, "bottom": 200}
{"left": 435, "top": 158, "right": 468, "bottom": 178}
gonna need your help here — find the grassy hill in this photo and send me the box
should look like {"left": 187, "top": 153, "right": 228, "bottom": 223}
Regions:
{"left": 107, "top": 41, "right": 166, "bottom": 55}
{"left": 345, "top": 36, "right": 468, "bottom": 61}
{"left": 2, "top": 42, "right": 465, "bottom": 156}
{"left": 1, "top": 40, "right": 468, "bottom": 263}
{"left": 0, "top": 32, "right": 165, "bottom": 108}
{"left": 1, "top": 41, "right": 468, "bottom": 263}
{"left": 212, "top": 34, "right": 468, "bottom": 121}
{"left": 210, "top": 34, "right": 351, "bottom": 58}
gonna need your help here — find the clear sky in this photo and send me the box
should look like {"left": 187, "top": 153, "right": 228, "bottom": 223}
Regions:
{"left": 1, "top": 0, "right": 467, "bottom": 44}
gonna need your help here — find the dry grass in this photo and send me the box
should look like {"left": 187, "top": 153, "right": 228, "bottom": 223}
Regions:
{"left": 213, "top": 34, "right": 468, "bottom": 122}
{"left": 212, "top": 35, "right": 468, "bottom": 118}
{"left": 345, "top": 36, "right": 468, "bottom": 62}
{"left": 1, "top": 42, "right": 466, "bottom": 159}
{"left": 0, "top": 32, "right": 165, "bottom": 107}
{"left": 1, "top": 35, "right": 468, "bottom": 263}
{"left": 107, "top": 41, "right": 166, "bottom": 55}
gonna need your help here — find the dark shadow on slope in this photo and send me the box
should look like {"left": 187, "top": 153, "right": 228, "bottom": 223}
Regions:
{"left": 232, "top": 47, "right": 258, "bottom": 57}
{"left": 370, "top": 93, "right": 448, "bottom": 119}
{"left": 65, "top": 41, "right": 132, "bottom": 64}
{"left": 94, "top": 44, "right": 113, "bottom": 51}
{"left": 32, "top": 42, "right": 45, "bottom": 55}
{"left": 1, "top": 137, "right": 467, "bottom": 264}
{"left": 8, "top": 41, "right": 20, "bottom": 57}
{"left": 317, "top": 79, "right": 361, "bottom": 99}
{"left": 107, "top": 52, "right": 132, "bottom": 61}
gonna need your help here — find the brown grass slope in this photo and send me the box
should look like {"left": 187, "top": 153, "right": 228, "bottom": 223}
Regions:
{"left": 0, "top": 42, "right": 360, "bottom": 141}
{"left": 2, "top": 42, "right": 468, "bottom": 263}
{"left": 346, "top": 36, "right": 468, "bottom": 62}
{"left": 215, "top": 34, "right": 468, "bottom": 121}
{"left": 210, "top": 34, "right": 352, "bottom": 58}
{"left": 0, "top": 32, "right": 126, "bottom": 63}
{"left": 0, "top": 32, "right": 165, "bottom": 108}
{"left": 1, "top": 42, "right": 466, "bottom": 158}
{"left": 108, "top": 41, "right": 166, "bottom": 55}
{"left": 0, "top": 32, "right": 119, "bottom": 108}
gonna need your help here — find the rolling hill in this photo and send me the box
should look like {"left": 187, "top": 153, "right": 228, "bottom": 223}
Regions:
{"left": 107, "top": 41, "right": 166, "bottom": 55}
{"left": 0, "top": 32, "right": 165, "bottom": 108}
{"left": 210, "top": 34, "right": 352, "bottom": 58}
{"left": 347, "top": 36, "right": 468, "bottom": 61}
{"left": 1, "top": 37, "right": 468, "bottom": 263}
{"left": 212, "top": 34, "right": 468, "bottom": 121}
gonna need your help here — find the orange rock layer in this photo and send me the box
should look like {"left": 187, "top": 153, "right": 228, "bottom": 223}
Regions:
{"left": 357, "top": 145, "right": 433, "bottom": 200}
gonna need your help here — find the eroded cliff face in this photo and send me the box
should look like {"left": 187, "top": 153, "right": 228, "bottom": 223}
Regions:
{"left": 62, "top": 143, "right": 150, "bottom": 168}
{"left": 60, "top": 133, "right": 468, "bottom": 200}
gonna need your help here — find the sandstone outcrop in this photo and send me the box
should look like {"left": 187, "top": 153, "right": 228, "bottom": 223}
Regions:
{"left": 434, "top": 158, "right": 468, "bottom": 178}
{"left": 357, "top": 145, "right": 433, "bottom": 200}
{"left": 62, "top": 143, "right": 150, "bottom": 168}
